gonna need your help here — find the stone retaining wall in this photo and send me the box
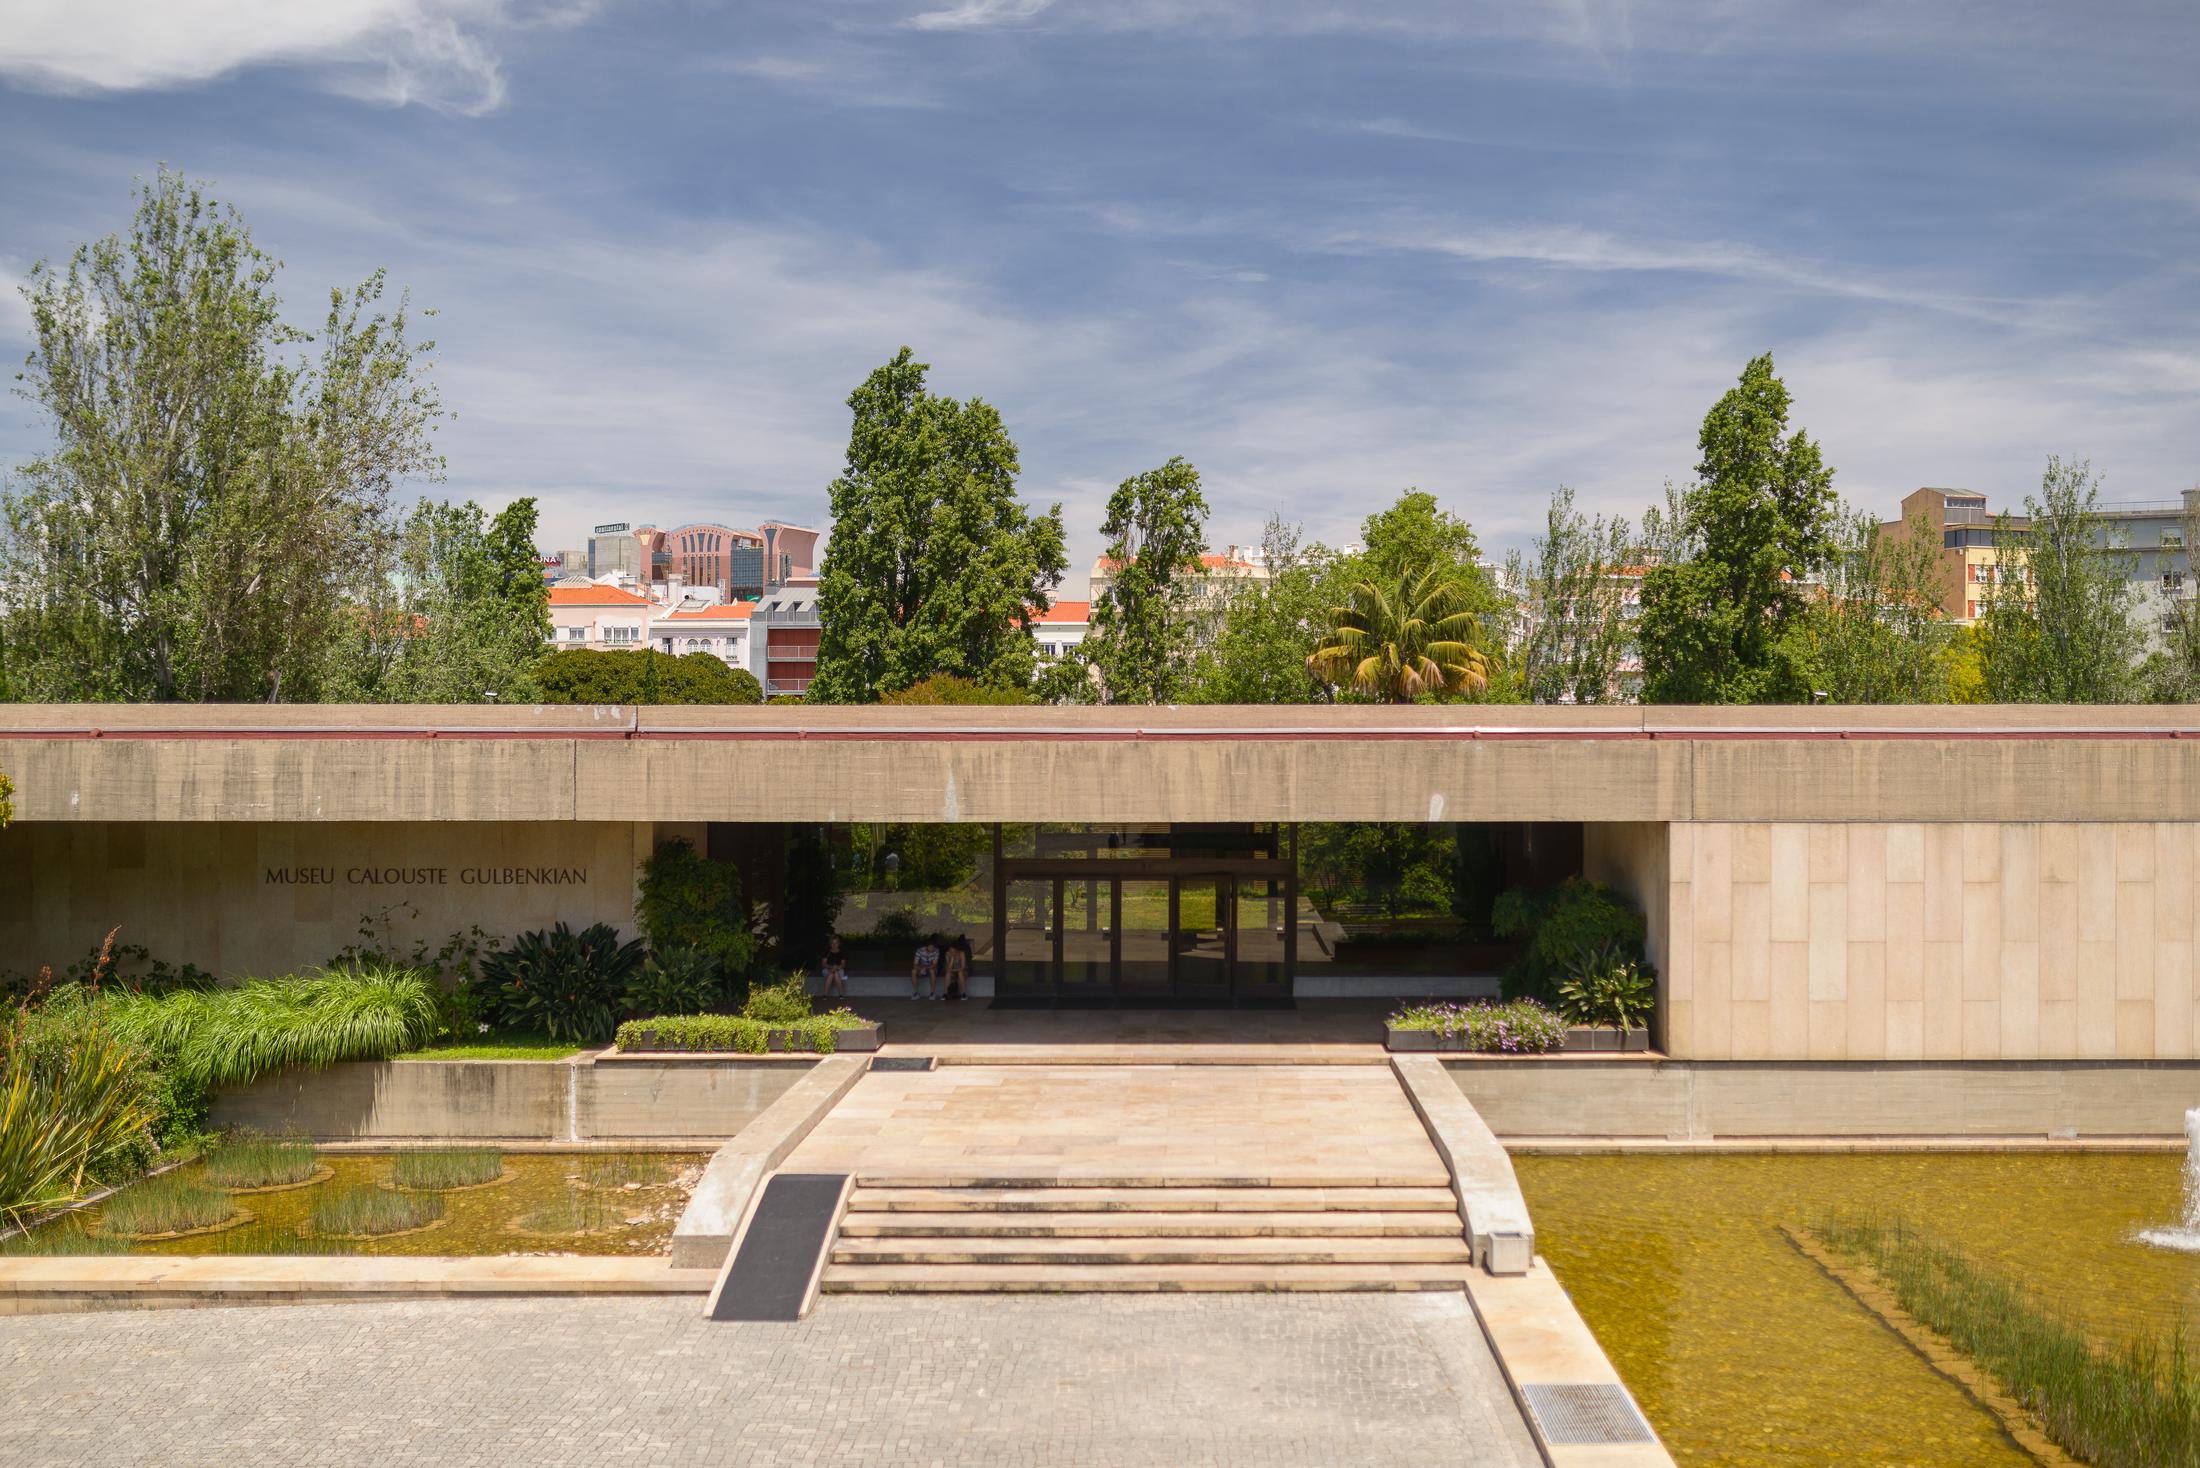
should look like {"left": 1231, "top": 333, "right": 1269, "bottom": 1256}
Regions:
{"left": 1448, "top": 1057, "right": 2200, "bottom": 1139}
{"left": 209, "top": 1056, "right": 813, "bottom": 1141}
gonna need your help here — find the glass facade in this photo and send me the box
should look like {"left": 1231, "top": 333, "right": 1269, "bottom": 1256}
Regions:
{"left": 753, "top": 820, "right": 1583, "bottom": 1006}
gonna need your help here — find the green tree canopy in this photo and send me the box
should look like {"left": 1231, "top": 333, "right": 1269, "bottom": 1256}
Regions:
{"left": 1802, "top": 509, "right": 1955, "bottom": 704}
{"left": 535, "top": 648, "right": 762, "bottom": 705}
{"left": 0, "top": 169, "right": 443, "bottom": 702}
{"left": 1309, "top": 566, "right": 1491, "bottom": 702}
{"left": 1350, "top": 490, "right": 1496, "bottom": 604}
{"left": 878, "top": 674, "right": 1031, "bottom": 705}
{"left": 1190, "top": 515, "right": 1336, "bottom": 705}
{"left": 1977, "top": 457, "right": 2140, "bottom": 703}
{"left": 1085, "top": 455, "right": 1210, "bottom": 703}
{"left": 329, "top": 498, "right": 549, "bottom": 703}
{"left": 810, "top": 348, "right": 1067, "bottom": 702}
{"left": 1508, "top": 486, "right": 1636, "bottom": 705}
{"left": 1638, "top": 353, "right": 1837, "bottom": 704}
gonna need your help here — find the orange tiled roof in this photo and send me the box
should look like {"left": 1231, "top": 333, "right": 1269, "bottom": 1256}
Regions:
{"left": 1034, "top": 600, "right": 1091, "bottom": 625}
{"left": 663, "top": 600, "right": 756, "bottom": 621}
{"left": 548, "top": 584, "right": 651, "bottom": 608}
{"left": 1092, "top": 554, "right": 1255, "bottom": 573}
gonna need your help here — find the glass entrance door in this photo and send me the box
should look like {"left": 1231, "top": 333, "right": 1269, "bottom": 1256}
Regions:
{"left": 1115, "top": 879, "right": 1173, "bottom": 1003}
{"left": 1173, "top": 876, "right": 1232, "bottom": 1005}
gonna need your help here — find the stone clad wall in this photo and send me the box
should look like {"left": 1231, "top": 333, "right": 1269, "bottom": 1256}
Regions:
{"left": 1642, "top": 821, "right": 2200, "bottom": 1063}
{"left": 0, "top": 820, "right": 647, "bottom": 977}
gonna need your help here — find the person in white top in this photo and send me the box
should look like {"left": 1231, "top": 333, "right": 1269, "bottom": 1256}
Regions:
{"left": 910, "top": 937, "right": 940, "bottom": 1000}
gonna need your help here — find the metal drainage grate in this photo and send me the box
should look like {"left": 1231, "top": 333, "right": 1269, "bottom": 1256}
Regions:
{"left": 869, "top": 1056, "right": 935, "bottom": 1072}
{"left": 1519, "top": 1383, "right": 1657, "bottom": 1446}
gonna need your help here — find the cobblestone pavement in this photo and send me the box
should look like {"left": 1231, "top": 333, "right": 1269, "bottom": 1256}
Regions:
{"left": 2, "top": 1293, "right": 1540, "bottom": 1467}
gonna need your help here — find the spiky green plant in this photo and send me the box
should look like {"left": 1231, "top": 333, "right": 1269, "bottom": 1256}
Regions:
{"left": 309, "top": 1184, "right": 442, "bottom": 1237}
{"left": 201, "top": 1136, "right": 319, "bottom": 1189}
{"left": 105, "top": 965, "right": 439, "bottom": 1092}
{"left": 0, "top": 1007, "right": 156, "bottom": 1225}
{"left": 99, "top": 1175, "right": 237, "bottom": 1237}
{"left": 390, "top": 1147, "right": 503, "bottom": 1190}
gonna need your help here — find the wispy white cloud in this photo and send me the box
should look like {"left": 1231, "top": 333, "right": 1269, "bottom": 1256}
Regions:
{"left": 0, "top": 0, "right": 592, "bottom": 115}
{"left": 906, "top": 0, "right": 1053, "bottom": 32}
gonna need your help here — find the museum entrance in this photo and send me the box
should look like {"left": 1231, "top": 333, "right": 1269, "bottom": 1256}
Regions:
{"left": 993, "top": 826, "right": 1296, "bottom": 1008}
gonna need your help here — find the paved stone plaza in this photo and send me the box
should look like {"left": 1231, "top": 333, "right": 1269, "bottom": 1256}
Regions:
{"left": 1, "top": 1293, "right": 1538, "bottom": 1467}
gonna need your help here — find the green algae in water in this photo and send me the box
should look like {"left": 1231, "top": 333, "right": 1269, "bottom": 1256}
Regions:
{"left": 22, "top": 1153, "right": 702, "bottom": 1257}
{"left": 1515, "top": 1150, "right": 2197, "bottom": 1467}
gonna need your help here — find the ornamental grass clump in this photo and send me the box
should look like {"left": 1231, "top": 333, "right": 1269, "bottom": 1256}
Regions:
{"left": 0, "top": 1219, "right": 126, "bottom": 1255}
{"left": 518, "top": 1189, "right": 622, "bottom": 1236}
{"left": 1815, "top": 1213, "right": 2200, "bottom": 1468}
{"left": 105, "top": 964, "right": 439, "bottom": 1092}
{"left": 202, "top": 1135, "right": 318, "bottom": 1189}
{"left": 1386, "top": 999, "right": 1566, "bottom": 1053}
{"left": 310, "top": 1184, "right": 443, "bottom": 1237}
{"left": 390, "top": 1147, "right": 503, "bottom": 1190}
{"left": 99, "top": 1174, "right": 238, "bottom": 1237}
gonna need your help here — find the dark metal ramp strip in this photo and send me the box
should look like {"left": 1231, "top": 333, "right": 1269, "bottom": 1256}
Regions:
{"left": 707, "top": 1173, "right": 850, "bottom": 1322}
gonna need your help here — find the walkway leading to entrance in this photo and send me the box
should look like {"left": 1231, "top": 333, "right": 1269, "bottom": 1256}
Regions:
{"left": 865, "top": 996, "right": 1400, "bottom": 1064}
{"left": 779, "top": 1064, "right": 1473, "bottom": 1292}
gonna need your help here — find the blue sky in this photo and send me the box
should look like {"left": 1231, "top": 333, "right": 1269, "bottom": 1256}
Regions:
{"left": 2, "top": 1, "right": 2197, "bottom": 587}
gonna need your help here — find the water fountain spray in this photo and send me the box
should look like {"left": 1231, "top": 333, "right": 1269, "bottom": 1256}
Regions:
{"left": 2138, "top": 1107, "right": 2200, "bottom": 1252}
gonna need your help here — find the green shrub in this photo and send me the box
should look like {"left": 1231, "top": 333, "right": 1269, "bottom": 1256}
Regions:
{"left": 741, "top": 975, "right": 813, "bottom": 1025}
{"left": 310, "top": 1184, "right": 443, "bottom": 1237}
{"left": 202, "top": 1136, "right": 318, "bottom": 1189}
{"left": 390, "top": 1147, "right": 503, "bottom": 1190}
{"left": 624, "top": 946, "right": 720, "bottom": 1018}
{"left": 614, "top": 1009, "right": 872, "bottom": 1055}
{"left": 479, "top": 924, "right": 645, "bottom": 1044}
{"left": 1815, "top": 1213, "right": 2200, "bottom": 1468}
{"left": 1554, "top": 942, "right": 1658, "bottom": 1031}
{"left": 878, "top": 674, "right": 1030, "bottom": 705}
{"left": 1385, "top": 999, "right": 1566, "bottom": 1053}
{"left": 1492, "top": 878, "right": 1647, "bottom": 1004}
{"left": 535, "top": 647, "right": 763, "bottom": 705}
{"left": 100, "top": 1174, "right": 237, "bottom": 1237}
{"left": 866, "top": 909, "right": 921, "bottom": 946}
{"left": 636, "top": 839, "right": 758, "bottom": 979}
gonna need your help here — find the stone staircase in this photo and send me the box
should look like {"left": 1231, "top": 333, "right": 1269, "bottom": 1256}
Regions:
{"left": 820, "top": 1181, "right": 1474, "bottom": 1292}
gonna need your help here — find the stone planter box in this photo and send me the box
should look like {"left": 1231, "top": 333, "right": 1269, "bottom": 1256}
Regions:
{"left": 620, "top": 1022, "right": 883, "bottom": 1055}
{"left": 1562, "top": 1025, "right": 1650, "bottom": 1053}
{"left": 1382, "top": 1022, "right": 1649, "bottom": 1053}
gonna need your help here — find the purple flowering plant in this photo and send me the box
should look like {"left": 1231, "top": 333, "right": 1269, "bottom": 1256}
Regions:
{"left": 1386, "top": 998, "right": 1566, "bottom": 1053}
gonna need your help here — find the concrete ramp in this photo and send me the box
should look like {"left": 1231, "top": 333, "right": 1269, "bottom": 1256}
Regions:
{"left": 706, "top": 1173, "right": 852, "bottom": 1322}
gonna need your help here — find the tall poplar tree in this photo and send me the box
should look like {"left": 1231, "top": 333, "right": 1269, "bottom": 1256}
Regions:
{"left": 1638, "top": 354, "right": 1837, "bottom": 704}
{"left": 1977, "top": 457, "right": 2140, "bottom": 702}
{"left": 1085, "top": 455, "right": 1209, "bottom": 703}
{"left": 0, "top": 169, "right": 442, "bottom": 702}
{"left": 809, "top": 349, "right": 1067, "bottom": 703}
{"left": 1508, "top": 486, "right": 1636, "bottom": 704}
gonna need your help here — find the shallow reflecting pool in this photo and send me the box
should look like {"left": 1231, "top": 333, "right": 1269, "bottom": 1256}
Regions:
{"left": 16, "top": 1151, "right": 703, "bottom": 1257}
{"left": 1514, "top": 1150, "right": 2194, "bottom": 1467}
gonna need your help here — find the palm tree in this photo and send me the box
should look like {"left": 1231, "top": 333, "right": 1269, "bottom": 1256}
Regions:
{"left": 1308, "top": 567, "right": 1491, "bottom": 702}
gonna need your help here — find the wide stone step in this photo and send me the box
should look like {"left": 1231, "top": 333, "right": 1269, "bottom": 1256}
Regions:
{"left": 830, "top": 1235, "right": 1476, "bottom": 1266}
{"left": 844, "top": 1185, "right": 1458, "bottom": 1214}
{"left": 820, "top": 1262, "right": 1480, "bottom": 1293}
{"left": 838, "top": 1210, "right": 1466, "bottom": 1239}
{"left": 852, "top": 1172, "right": 1451, "bottom": 1189}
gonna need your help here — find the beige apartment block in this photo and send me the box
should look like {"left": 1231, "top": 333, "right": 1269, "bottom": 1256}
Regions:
{"left": 1593, "top": 821, "right": 2200, "bottom": 1063}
